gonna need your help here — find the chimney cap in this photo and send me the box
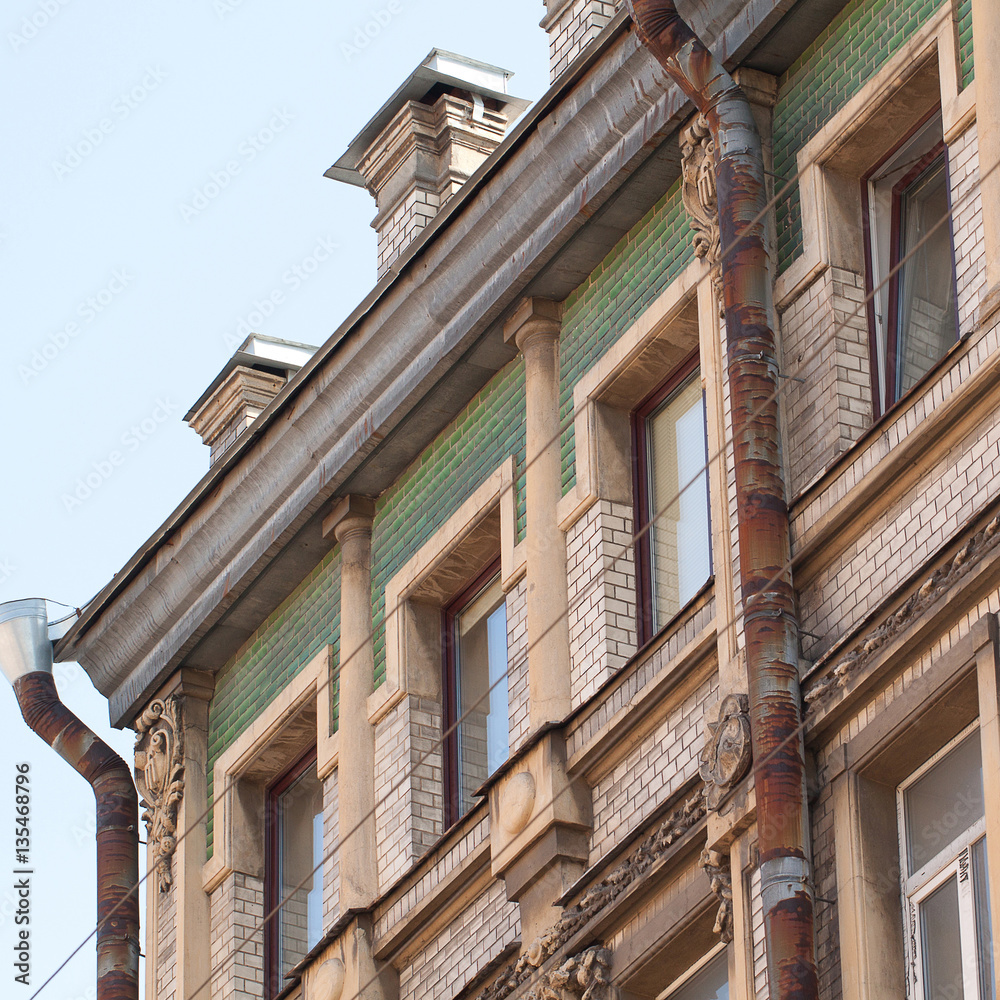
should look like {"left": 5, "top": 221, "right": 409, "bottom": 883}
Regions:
{"left": 184, "top": 334, "right": 317, "bottom": 423}
{"left": 325, "top": 48, "right": 531, "bottom": 187}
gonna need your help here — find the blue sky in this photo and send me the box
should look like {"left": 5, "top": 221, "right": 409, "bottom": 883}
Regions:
{"left": 0, "top": 2, "right": 549, "bottom": 995}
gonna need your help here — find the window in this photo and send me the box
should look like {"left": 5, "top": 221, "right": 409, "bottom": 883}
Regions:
{"left": 897, "top": 724, "right": 994, "bottom": 1000}
{"left": 657, "top": 947, "right": 728, "bottom": 1000}
{"left": 634, "top": 354, "right": 712, "bottom": 642}
{"left": 864, "top": 110, "right": 958, "bottom": 415}
{"left": 265, "top": 748, "right": 324, "bottom": 997}
{"left": 444, "top": 562, "right": 509, "bottom": 825}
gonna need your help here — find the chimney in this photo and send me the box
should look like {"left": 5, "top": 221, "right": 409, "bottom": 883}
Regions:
{"left": 541, "top": 1, "right": 620, "bottom": 83}
{"left": 185, "top": 335, "right": 316, "bottom": 465}
{"left": 325, "top": 49, "right": 530, "bottom": 278}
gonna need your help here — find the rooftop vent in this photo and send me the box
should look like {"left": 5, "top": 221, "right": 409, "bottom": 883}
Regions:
{"left": 326, "top": 49, "right": 530, "bottom": 278}
{"left": 185, "top": 335, "right": 317, "bottom": 465}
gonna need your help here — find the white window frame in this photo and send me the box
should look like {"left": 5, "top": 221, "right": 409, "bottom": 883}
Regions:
{"left": 655, "top": 941, "right": 728, "bottom": 1000}
{"left": 896, "top": 720, "right": 991, "bottom": 999}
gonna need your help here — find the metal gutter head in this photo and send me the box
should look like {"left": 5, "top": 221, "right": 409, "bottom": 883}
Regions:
{"left": 0, "top": 598, "right": 53, "bottom": 685}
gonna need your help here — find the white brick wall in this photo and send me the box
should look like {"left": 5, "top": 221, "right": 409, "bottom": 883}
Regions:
{"left": 323, "top": 770, "right": 340, "bottom": 929}
{"left": 398, "top": 879, "right": 519, "bottom": 1000}
{"left": 750, "top": 864, "right": 767, "bottom": 1000}
{"left": 506, "top": 577, "right": 531, "bottom": 752}
{"left": 588, "top": 670, "right": 717, "bottom": 863}
{"left": 209, "top": 872, "right": 265, "bottom": 1000}
{"left": 545, "top": 0, "right": 620, "bottom": 82}
{"left": 156, "top": 869, "right": 177, "bottom": 1000}
{"left": 567, "top": 499, "right": 638, "bottom": 709}
{"left": 949, "top": 122, "right": 986, "bottom": 337}
{"left": 377, "top": 188, "right": 442, "bottom": 278}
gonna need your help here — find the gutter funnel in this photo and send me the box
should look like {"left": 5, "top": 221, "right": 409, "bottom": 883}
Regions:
{"left": 0, "top": 599, "right": 140, "bottom": 1000}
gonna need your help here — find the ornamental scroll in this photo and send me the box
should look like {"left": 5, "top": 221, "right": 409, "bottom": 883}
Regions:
{"left": 699, "top": 694, "right": 752, "bottom": 809}
{"left": 680, "top": 113, "right": 723, "bottom": 308}
{"left": 134, "top": 696, "right": 185, "bottom": 892}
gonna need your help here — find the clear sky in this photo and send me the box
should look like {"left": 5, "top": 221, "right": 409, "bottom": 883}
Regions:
{"left": 0, "top": 2, "right": 549, "bottom": 996}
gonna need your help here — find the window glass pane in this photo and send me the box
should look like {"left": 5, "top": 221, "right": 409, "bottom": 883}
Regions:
{"left": 663, "top": 951, "right": 729, "bottom": 1000}
{"left": 973, "top": 837, "right": 995, "bottom": 1000}
{"left": 904, "top": 731, "right": 984, "bottom": 875}
{"left": 277, "top": 764, "right": 324, "bottom": 982}
{"left": 646, "top": 372, "right": 711, "bottom": 630}
{"left": 456, "top": 574, "right": 508, "bottom": 815}
{"left": 920, "top": 875, "right": 965, "bottom": 1000}
{"left": 895, "top": 155, "right": 957, "bottom": 398}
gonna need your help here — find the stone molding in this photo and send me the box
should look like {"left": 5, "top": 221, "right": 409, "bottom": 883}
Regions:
{"left": 135, "top": 695, "right": 185, "bottom": 892}
{"left": 481, "top": 790, "right": 705, "bottom": 1000}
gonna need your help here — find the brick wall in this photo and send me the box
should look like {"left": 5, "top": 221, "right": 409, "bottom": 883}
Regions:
{"left": 560, "top": 181, "right": 693, "bottom": 496}
{"left": 773, "top": 0, "right": 947, "bottom": 272}
{"left": 749, "top": 864, "right": 767, "bottom": 1000}
{"left": 950, "top": 122, "right": 986, "bottom": 337}
{"left": 207, "top": 551, "right": 341, "bottom": 854}
{"left": 589, "top": 670, "right": 717, "bottom": 863}
{"left": 209, "top": 872, "right": 265, "bottom": 1000}
{"left": 397, "top": 879, "right": 519, "bottom": 1000}
{"left": 157, "top": 872, "right": 177, "bottom": 1000}
{"left": 567, "top": 499, "right": 638, "bottom": 709}
{"left": 506, "top": 577, "right": 530, "bottom": 753}
{"left": 544, "top": 0, "right": 620, "bottom": 82}
{"left": 780, "top": 266, "right": 871, "bottom": 495}
{"left": 377, "top": 189, "right": 442, "bottom": 279}
{"left": 323, "top": 771, "right": 340, "bottom": 929}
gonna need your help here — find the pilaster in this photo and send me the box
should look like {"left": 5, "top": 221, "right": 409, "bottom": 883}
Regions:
{"left": 972, "top": 0, "right": 1000, "bottom": 323}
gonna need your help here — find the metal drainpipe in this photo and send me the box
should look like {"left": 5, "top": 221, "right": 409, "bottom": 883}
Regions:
{"left": 0, "top": 599, "right": 140, "bottom": 1000}
{"left": 624, "top": 3, "right": 819, "bottom": 998}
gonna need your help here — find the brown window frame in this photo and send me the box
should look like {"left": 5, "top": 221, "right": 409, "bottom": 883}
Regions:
{"left": 631, "top": 350, "right": 711, "bottom": 646}
{"left": 264, "top": 745, "right": 320, "bottom": 999}
{"left": 442, "top": 556, "right": 505, "bottom": 829}
{"left": 861, "top": 107, "right": 959, "bottom": 418}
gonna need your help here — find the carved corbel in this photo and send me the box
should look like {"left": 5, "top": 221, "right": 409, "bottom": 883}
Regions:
{"left": 700, "top": 849, "right": 734, "bottom": 943}
{"left": 699, "top": 694, "right": 752, "bottom": 809}
{"left": 526, "top": 946, "right": 618, "bottom": 1000}
{"left": 134, "top": 696, "right": 185, "bottom": 892}
{"left": 680, "top": 113, "right": 723, "bottom": 309}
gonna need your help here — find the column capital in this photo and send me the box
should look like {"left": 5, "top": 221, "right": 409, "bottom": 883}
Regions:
{"left": 323, "top": 494, "right": 377, "bottom": 542}
{"left": 503, "top": 296, "right": 563, "bottom": 352}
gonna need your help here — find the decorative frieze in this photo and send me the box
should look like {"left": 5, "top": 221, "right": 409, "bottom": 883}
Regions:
{"left": 134, "top": 696, "right": 185, "bottom": 892}
{"left": 698, "top": 694, "right": 752, "bottom": 809}
{"left": 480, "top": 790, "right": 705, "bottom": 1000}
{"left": 699, "top": 849, "right": 734, "bottom": 943}
{"left": 806, "top": 514, "right": 1000, "bottom": 706}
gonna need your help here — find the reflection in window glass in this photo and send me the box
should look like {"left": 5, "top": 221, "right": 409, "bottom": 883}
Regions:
{"left": 661, "top": 950, "right": 729, "bottom": 1000}
{"left": 645, "top": 370, "right": 711, "bottom": 632}
{"left": 973, "top": 838, "right": 995, "bottom": 1000}
{"left": 453, "top": 573, "right": 509, "bottom": 818}
{"left": 903, "top": 730, "right": 983, "bottom": 876}
{"left": 271, "top": 756, "right": 324, "bottom": 994}
{"left": 920, "top": 875, "right": 965, "bottom": 1000}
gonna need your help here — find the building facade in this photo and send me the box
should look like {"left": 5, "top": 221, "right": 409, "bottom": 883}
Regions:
{"left": 53, "top": 0, "right": 1000, "bottom": 999}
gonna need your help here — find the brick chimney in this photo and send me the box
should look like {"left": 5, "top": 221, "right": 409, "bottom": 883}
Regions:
{"left": 185, "top": 335, "right": 316, "bottom": 465}
{"left": 326, "top": 49, "right": 530, "bottom": 278}
{"left": 541, "top": 1, "right": 620, "bottom": 83}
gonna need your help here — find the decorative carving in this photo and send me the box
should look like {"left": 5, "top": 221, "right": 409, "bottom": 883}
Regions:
{"left": 805, "top": 514, "right": 1000, "bottom": 707}
{"left": 699, "top": 694, "right": 753, "bottom": 809}
{"left": 680, "top": 114, "right": 720, "bottom": 266}
{"left": 480, "top": 791, "right": 706, "bottom": 1000}
{"left": 700, "top": 849, "right": 734, "bottom": 943}
{"left": 134, "top": 696, "right": 185, "bottom": 892}
{"left": 680, "top": 113, "right": 723, "bottom": 311}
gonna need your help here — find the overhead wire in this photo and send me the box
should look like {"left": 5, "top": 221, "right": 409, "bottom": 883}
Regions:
{"left": 26, "top": 66, "right": 993, "bottom": 1000}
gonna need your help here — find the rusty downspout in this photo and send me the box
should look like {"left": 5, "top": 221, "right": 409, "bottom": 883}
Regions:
{"left": 624, "top": 3, "right": 819, "bottom": 998}
{"left": 1, "top": 600, "right": 140, "bottom": 1000}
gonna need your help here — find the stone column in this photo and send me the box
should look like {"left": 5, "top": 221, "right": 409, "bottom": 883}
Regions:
{"left": 324, "top": 495, "right": 379, "bottom": 910}
{"left": 504, "top": 297, "right": 572, "bottom": 729}
{"left": 972, "top": 0, "right": 1000, "bottom": 322}
{"left": 134, "top": 669, "right": 214, "bottom": 1000}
